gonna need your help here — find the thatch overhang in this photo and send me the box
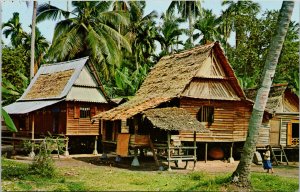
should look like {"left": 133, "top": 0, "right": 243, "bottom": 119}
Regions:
{"left": 142, "top": 107, "right": 209, "bottom": 133}
{"left": 244, "top": 83, "right": 290, "bottom": 114}
{"left": 93, "top": 42, "right": 247, "bottom": 121}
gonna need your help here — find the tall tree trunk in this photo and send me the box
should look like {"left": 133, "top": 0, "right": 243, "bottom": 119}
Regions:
{"left": 30, "top": 1, "right": 37, "bottom": 79}
{"left": 188, "top": 3, "right": 193, "bottom": 45}
{"left": 232, "top": 1, "right": 294, "bottom": 187}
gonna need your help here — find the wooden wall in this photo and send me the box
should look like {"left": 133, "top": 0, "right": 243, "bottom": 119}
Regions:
{"left": 269, "top": 114, "right": 299, "bottom": 147}
{"left": 66, "top": 101, "right": 111, "bottom": 136}
{"left": 179, "top": 98, "right": 253, "bottom": 142}
{"left": 11, "top": 102, "right": 67, "bottom": 137}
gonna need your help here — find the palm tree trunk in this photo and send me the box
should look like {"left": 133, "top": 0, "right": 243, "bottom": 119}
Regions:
{"left": 188, "top": 3, "right": 193, "bottom": 45}
{"left": 232, "top": 1, "right": 294, "bottom": 187}
{"left": 30, "top": 1, "right": 37, "bottom": 79}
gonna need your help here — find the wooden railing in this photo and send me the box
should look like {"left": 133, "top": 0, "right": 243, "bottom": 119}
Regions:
{"left": 1, "top": 136, "right": 69, "bottom": 157}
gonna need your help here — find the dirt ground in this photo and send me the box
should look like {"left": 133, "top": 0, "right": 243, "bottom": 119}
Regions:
{"left": 47, "top": 154, "right": 299, "bottom": 178}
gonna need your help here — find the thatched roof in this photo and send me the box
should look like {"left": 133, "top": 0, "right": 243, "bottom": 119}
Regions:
{"left": 93, "top": 42, "right": 245, "bottom": 121}
{"left": 244, "top": 83, "right": 288, "bottom": 113}
{"left": 143, "top": 107, "right": 208, "bottom": 132}
{"left": 24, "top": 70, "right": 74, "bottom": 100}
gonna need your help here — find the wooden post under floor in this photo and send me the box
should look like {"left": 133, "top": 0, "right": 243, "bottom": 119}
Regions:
{"left": 167, "top": 131, "right": 171, "bottom": 171}
{"left": 205, "top": 142, "right": 208, "bottom": 163}
{"left": 64, "top": 137, "right": 70, "bottom": 156}
{"left": 29, "top": 114, "right": 35, "bottom": 158}
{"left": 93, "top": 136, "right": 98, "bottom": 155}
{"left": 193, "top": 131, "right": 197, "bottom": 170}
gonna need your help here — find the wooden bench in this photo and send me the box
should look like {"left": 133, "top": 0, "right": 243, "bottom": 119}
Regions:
{"left": 155, "top": 144, "right": 197, "bottom": 169}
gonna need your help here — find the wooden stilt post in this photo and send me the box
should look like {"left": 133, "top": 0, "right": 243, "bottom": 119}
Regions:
{"left": 29, "top": 113, "right": 35, "bottom": 158}
{"left": 228, "top": 142, "right": 234, "bottom": 163}
{"left": 205, "top": 142, "right": 208, "bottom": 163}
{"left": 64, "top": 137, "right": 69, "bottom": 156}
{"left": 167, "top": 131, "right": 171, "bottom": 171}
{"left": 193, "top": 131, "right": 197, "bottom": 170}
{"left": 93, "top": 136, "right": 98, "bottom": 155}
{"left": 12, "top": 133, "right": 16, "bottom": 155}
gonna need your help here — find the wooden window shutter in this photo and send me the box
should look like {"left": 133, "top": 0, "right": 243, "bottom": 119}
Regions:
{"left": 91, "top": 106, "right": 97, "bottom": 117}
{"left": 74, "top": 105, "right": 80, "bottom": 119}
{"left": 287, "top": 122, "right": 292, "bottom": 146}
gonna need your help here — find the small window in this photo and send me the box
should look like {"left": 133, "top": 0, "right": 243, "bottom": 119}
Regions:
{"left": 80, "top": 107, "right": 90, "bottom": 118}
{"left": 197, "top": 106, "right": 214, "bottom": 125}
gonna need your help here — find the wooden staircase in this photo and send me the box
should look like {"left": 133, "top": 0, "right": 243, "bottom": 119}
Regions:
{"left": 269, "top": 145, "right": 289, "bottom": 165}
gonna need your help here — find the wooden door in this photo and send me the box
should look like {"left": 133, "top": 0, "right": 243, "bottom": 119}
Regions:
{"left": 269, "top": 120, "right": 280, "bottom": 146}
{"left": 287, "top": 122, "right": 292, "bottom": 146}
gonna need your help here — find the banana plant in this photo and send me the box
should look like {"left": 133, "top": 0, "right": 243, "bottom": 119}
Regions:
{"left": 1, "top": 108, "right": 17, "bottom": 132}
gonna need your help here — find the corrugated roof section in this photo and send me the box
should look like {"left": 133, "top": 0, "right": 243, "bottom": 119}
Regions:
{"left": 3, "top": 100, "right": 63, "bottom": 114}
{"left": 19, "top": 57, "right": 89, "bottom": 101}
{"left": 74, "top": 66, "right": 98, "bottom": 87}
{"left": 66, "top": 87, "right": 107, "bottom": 103}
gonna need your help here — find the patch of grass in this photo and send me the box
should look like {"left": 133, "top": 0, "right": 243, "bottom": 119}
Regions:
{"left": 1, "top": 158, "right": 87, "bottom": 191}
{"left": 251, "top": 173, "right": 299, "bottom": 192}
{"left": 2, "top": 158, "right": 29, "bottom": 179}
{"left": 2, "top": 158, "right": 298, "bottom": 191}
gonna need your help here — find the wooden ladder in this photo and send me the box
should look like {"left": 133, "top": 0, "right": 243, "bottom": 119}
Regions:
{"left": 270, "top": 145, "right": 289, "bottom": 165}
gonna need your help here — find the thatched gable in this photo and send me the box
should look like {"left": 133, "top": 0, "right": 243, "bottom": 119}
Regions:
{"left": 143, "top": 108, "right": 208, "bottom": 132}
{"left": 93, "top": 42, "right": 245, "bottom": 121}
{"left": 244, "top": 83, "right": 299, "bottom": 113}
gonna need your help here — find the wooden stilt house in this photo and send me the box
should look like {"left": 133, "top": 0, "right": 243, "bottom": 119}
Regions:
{"left": 245, "top": 84, "right": 299, "bottom": 147}
{"left": 3, "top": 57, "right": 112, "bottom": 154}
{"left": 92, "top": 42, "right": 271, "bottom": 163}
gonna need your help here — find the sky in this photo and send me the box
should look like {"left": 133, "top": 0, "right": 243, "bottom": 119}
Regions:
{"left": 2, "top": 0, "right": 300, "bottom": 46}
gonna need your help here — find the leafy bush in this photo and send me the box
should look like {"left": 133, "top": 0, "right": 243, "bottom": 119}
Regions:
{"left": 28, "top": 138, "right": 57, "bottom": 178}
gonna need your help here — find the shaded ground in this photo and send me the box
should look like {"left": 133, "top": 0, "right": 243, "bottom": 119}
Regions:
{"left": 50, "top": 154, "right": 299, "bottom": 178}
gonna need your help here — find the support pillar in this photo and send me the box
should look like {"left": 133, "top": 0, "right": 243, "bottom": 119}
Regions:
{"left": 167, "top": 131, "right": 171, "bottom": 171}
{"left": 93, "top": 136, "right": 98, "bottom": 155}
{"left": 29, "top": 114, "right": 35, "bottom": 158}
{"left": 228, "top": 142, "right": 234, "bottom": 163}
{"left": 193, "top": 131, "right": 197, "bottom": 170}
{"left": 205, "top": 142, "right": 208, "bottom": 163}
{"left": 131, "top": 148, "right": 140, "bottom": 166}
{"left": 64, "top": 137, "right": 70, "bottom": 156}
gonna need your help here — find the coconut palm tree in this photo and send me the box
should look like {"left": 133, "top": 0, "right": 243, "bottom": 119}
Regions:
{"left": 194, "top": 9, "right": 221, "bottom": 45}
{"left": 30, "top": 1, "right": 37, "bottom": 79}
{"left": 22, "top": 27, "right": 49, "bottom": 74}
{"left": 157, "top": 12, "right": 184, "bottom": 54}
{"left": 232, "top": 1, "right": 294, "bottom": 187}
{"left": 221, "top": 0, "right": 260, "bottom": 48}
{"left": 125, "top": 1, "right": 158, "bottom": 69}
{"left": 37, "top": 1, "right": 131, "bottom": 80}
{"left": 167, "top": 1, "right": 201, "bottom": 46}
{"left": 2, "top": 12, "right": 24, "bottom": 48}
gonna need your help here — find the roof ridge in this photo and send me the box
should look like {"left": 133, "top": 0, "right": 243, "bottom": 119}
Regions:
{"left": 160, "top": 42, "right": 215, "bottom": 61}
{"left": 41, "top": 56, "right": 89, "bottom": 67}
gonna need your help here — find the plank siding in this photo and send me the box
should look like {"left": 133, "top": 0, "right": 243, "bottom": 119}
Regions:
{"left": 179, "top": 98, "right": 252, "bottom": 142}
{"left": 66, "top": 102, "right": 110, "bottom": 136}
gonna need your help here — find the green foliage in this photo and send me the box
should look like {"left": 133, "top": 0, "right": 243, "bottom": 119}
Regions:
{"left": 226, "top": 10, "right": 299, "bottom": 90}
{"left": 1, "top": 108, "right": 17, "bottom": 132}
{"left": 37, "top": 1, "right": 131, "bottom": 80}
{"left": 28, "top": 136, "right": 65, "bottom": 178}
